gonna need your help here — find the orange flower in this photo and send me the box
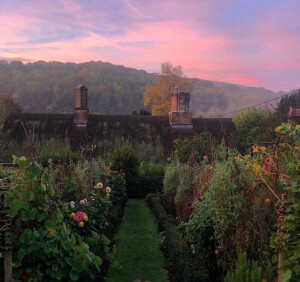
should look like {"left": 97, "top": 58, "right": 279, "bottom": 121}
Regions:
{"left": 265, "top": 199, "right": 271, "bottom": 204}
{"left": 215, "top": 249, "right": 219, "bottom": 255}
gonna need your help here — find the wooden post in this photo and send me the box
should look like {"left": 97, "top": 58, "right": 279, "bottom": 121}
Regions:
{"left": 0, "top": 191, "right": 12, "bottom": 282}
{"left": 0, "top": 252, "right": 12, "bottom": 282}
{"left": 277, "top": 194, "right": 287, "bottom": 282}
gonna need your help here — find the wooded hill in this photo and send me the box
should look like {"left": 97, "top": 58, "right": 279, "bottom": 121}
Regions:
{"left": 0, "top": 60, "right": 284, "bottom": 117}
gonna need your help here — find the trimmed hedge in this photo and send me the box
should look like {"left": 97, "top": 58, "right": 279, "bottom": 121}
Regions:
{"left": 146, "top": 193, "right": 209, "bottom": 282}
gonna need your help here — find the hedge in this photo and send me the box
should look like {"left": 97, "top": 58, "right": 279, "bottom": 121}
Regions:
{"left": 145, "top": 193, "right": 209, "bottom": 282}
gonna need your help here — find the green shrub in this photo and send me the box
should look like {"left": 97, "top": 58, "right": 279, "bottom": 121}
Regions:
{"left": 174, "top": 132, "right": 212, "bottom": 163}
{"left": 109, "top": 141, "right": 139, "bottom": 197}
{"left": 163, "top": 163, "right": 197, "bottom": 219}
{"left": 233, "top": 107, "right": 281, "bottom": 153}
{"left": 134, "top": 162, "right": 165, "bottom": 198}
{"left": 163, "top": 164, "right": 181, "bottom": 213}
{"left": 225, "top": 252, "right": 262, "bottom": 282}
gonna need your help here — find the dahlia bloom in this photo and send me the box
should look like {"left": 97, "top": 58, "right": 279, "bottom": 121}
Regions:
{"left": 106, "top": 187, "right": 112, "bottom": 193}
{"left": 79, "top": 199, "right": 87, "bottom": 205}
{"left": 265, "top": 157, "right": 273, "bottom": 165}
{"left": 95, "top": 182, "right": 103, "bottom": 189}
{"left": 74, "top": 211, "right": 87, "bottom": 222}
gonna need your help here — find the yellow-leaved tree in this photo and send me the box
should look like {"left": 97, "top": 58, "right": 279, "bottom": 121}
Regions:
{"left": 143, "top": 62, "right": 192, "bottom": 115}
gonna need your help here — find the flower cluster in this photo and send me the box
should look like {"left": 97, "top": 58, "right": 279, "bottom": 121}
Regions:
{"left": 71, "top": 211, "right": 88, "bottom": 227}
{"left": 94, "top": 182, "right": 112, "bottom": 196}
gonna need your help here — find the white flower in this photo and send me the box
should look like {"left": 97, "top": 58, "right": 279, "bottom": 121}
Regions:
{"left": 94, "top": 182, "right": 103, "bottom": 189}
{"left": 106, "top": 187, "right": 111, "bottom": 193}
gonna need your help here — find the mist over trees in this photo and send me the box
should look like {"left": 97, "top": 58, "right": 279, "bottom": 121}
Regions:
{"left": 0, "top": 60, "right": 283, "bottom": 116}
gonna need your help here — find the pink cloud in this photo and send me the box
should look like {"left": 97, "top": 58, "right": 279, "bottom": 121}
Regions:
{"left": 0, "top": 0, "right": 299, "bottom": 91}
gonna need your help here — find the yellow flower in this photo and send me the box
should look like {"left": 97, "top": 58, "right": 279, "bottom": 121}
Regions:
{"left": 71, "top": 213, "right": 75, "bottom": 218}
{"left": 105, "top": 221, "right": 109, "bottom": 226}
{"left": 253, "top": 163, "right": 261, "bottom": 176}
{"left": 275, "top": 127, "right": 280, "bottom": 133}
{"left": 260, "top": 146, "right": 266, "bottom": 152}
{"left": 83, "top": 216, "right": 88, "bottom": 222}
{"left": 47, "top": 229, "right": 56, "bottom": 238}
{"left": 79, "top": 222, "right": 84, "bottom": 227}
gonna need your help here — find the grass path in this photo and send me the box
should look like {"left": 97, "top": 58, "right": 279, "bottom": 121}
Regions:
{"left": 105, "top": 199, "right": 169, "bottom": 282}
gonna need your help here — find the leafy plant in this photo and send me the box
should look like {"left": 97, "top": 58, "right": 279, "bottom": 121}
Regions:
{"left": 225, "top": 252, "right": 262, "bottom": 282}
{"left": 109, "top": 141, "right": 139, "bottom": 197}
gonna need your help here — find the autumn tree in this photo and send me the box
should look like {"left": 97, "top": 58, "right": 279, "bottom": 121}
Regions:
{"left": 143, "top": 61, "right": 192, "bottom": 115}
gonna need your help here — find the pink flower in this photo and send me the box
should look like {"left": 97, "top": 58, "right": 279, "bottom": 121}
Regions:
{"left": 2, "top": 179, "right": 8, "bottom": 184}
{"left": 79, "top": 199, "right": 87, "bottom": 205}
{"left": 74, "top": 211, "right": 87, "bottom": 223}
{"left": 195, "top": 193, "right": 203, "bottom": 202}
{"left": 70, "top": 201, "right": 75, "bottom": 208}
{"left": 203, "top": 155, "right": 208, "bottom": 160}
{"left": 105, "top": 179, "right": 109, "bottom": 184}
{"left": 265, "top": 158, "right": 273, "bottom": 165}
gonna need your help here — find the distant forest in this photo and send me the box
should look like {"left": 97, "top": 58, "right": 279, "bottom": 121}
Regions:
{"left": 0, "top": 60, "right": 285, "bottom": 117}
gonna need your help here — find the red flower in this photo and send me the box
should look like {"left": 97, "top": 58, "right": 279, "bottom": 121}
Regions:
{"left": 27, "top": 186, "right": 31, "bottom": 191}
{"left": 187, "top": 202, "right": 192, "bottom": 207}
{"left": 262, "top": 165, "right": 271, "bottom": 173}
{"left": 21, "top": 274, "right": 27, "bottom": 280}
{"left": 195, "top": 193, "right": 202, "bottom": 202}
{"left": 265, "top": 158, "right": 273, "bottom": 165}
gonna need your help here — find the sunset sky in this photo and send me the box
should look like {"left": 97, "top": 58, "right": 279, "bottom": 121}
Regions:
{"left": 0, "top": 0, "right": 299, "bottom": 91}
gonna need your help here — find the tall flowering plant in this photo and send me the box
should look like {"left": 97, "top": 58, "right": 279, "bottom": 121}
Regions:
{"left": 237, "top": 123, "right": 299, "bottom": 280}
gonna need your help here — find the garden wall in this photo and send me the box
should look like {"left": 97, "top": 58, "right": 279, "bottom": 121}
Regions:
{"left": 2, "top": 112, "right": 239, "bottom": 161}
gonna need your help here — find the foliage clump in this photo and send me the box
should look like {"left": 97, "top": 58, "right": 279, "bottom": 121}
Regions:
{"left": 1, "top": 154, "right": 127, "bottom": 281}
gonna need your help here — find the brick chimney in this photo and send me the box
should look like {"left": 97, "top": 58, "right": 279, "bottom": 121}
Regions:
{"left": 169, "top": 87, "right": 192, "bottom": 126}
{"left": 74, "top": 85, "right": 89, "bottom": 127}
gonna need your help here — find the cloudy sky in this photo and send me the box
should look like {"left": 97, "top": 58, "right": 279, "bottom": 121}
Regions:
{"left": 0, "top": 0, "right": 299, "bottom": 91}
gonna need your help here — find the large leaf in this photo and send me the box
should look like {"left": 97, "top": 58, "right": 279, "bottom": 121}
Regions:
{"left": 69, "top": 270, "right": 79, "bottom": 281}
{"left": 282, "top": 269, "right": 292, "bottom": 282}
{"left": 8, "top": 199, "right": 29, "bottom": 217}
{"left": 24, "top": 190, "right": 35, "bottom": 201}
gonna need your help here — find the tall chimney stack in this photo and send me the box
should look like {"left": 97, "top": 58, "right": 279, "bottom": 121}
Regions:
{"left": 74, "top": 85, "right": 89, "bottom": 127}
